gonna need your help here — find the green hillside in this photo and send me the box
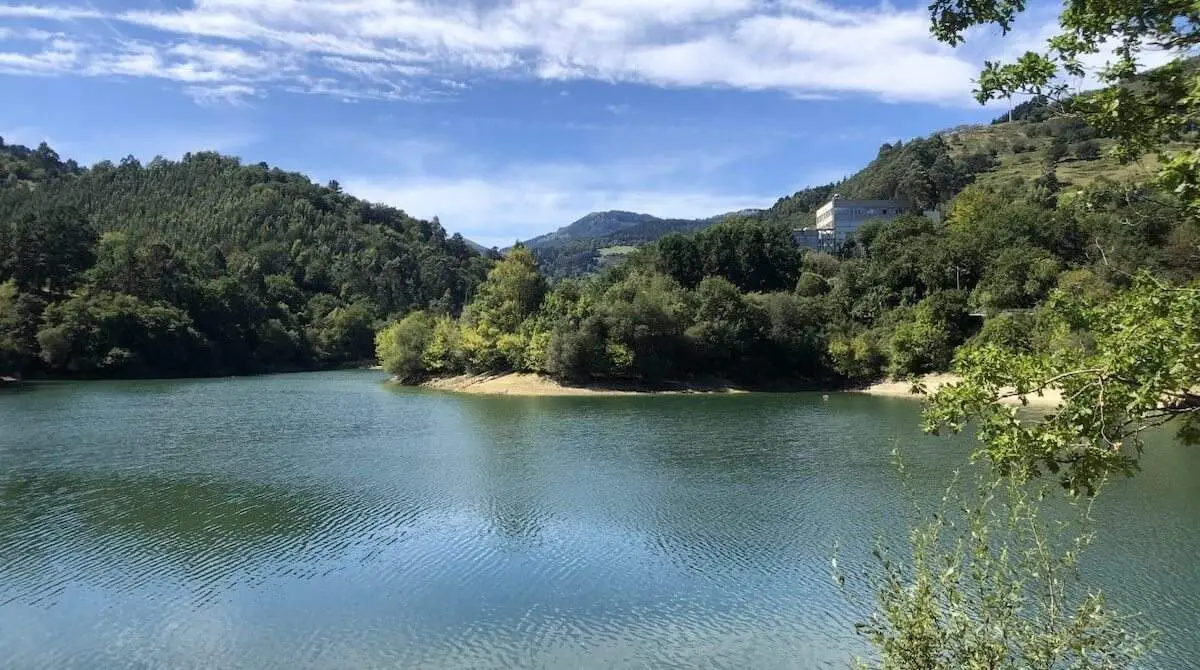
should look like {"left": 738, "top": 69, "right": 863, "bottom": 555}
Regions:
{"left": 760, "top": 103, "right": 1151, "bottom": 223}
{"left": 527, "top": 210, "right": 748, "bottom": 279}
{"left": 0, "top": 140, "right": 492, "bottom": 378}
{"left": 530, "top": 97, "right": 1164, "bottom": 280}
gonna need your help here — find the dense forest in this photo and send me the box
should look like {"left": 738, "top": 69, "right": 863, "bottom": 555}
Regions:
{"left": 0, "top": 139, "right": 493, "bottom": 378}
{"left": 378, "top": 95, "right": 1200, "bottom": 388}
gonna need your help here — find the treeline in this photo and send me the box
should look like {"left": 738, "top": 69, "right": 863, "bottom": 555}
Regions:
{"left": 378, "top": 175, "right": 1199, "bottom": 387}
{"left": 0, "top": 139, "right": 493, "bottom": 378}
{"left": 379, "top": 219, "right": 829, "bottom": 386}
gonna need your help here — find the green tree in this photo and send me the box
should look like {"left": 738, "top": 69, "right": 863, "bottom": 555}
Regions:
{"left": 888, "top": 291, "right": 971, "bottom": 378}
{"left": 1043, "top": 136, "right": 1068, "bottom": 165}
{"left": 685, "top": 276, "right": 760, "bottom": 368}
{"left": 1072, "top": 139, "right": 1102, "bottom": 161}
{"left": 598, "top": 272, "right": 692, "bottom": 379}
{"left": 971, "top": 246, "right": 1060, "bottom": 312}
{"left": 462, "top": 246, "right": 546, "bottom": 333}
{"left": 375, "top": 311, "right": 435, "bottom": 383}
{"left": 3, "top": 206, "right": 96, "bottom": 295}
{"left": 929, "top": 0, "right": 1200, "bottom": 205}
{"left": 36, "top": 291, "right": 210, "bottom": 376}
{"left": 0, "top": 280, "right": 42, "bottom": 373}
{"left": 921, "top": 0, "right": 1200, "bottom": 495}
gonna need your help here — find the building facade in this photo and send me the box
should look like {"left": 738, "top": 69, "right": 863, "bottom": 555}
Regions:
{"left": 795, "top": 195, "right": 914, "bottom": 251}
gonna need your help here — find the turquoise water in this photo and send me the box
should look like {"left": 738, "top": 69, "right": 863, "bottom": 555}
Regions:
{"left": 0, "top": 370, "right": 1196, "bottom": 668}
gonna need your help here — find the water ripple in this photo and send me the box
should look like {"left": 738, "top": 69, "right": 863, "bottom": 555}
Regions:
{"left": 0, "top": 372, "right": 1195, "bottom": 668}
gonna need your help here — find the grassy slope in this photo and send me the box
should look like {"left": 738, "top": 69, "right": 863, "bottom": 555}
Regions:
{"left": 944, "top": 121, "right": 1165, "bottom": 193}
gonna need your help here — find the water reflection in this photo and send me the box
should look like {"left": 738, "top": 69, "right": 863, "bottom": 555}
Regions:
{"left": 0, "top": 371, "right": 1195, "bottom": 668}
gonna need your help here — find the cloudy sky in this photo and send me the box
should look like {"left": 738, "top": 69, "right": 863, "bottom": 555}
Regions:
{"left": 1, "top": 0, "right": 1071, "bottom": 246}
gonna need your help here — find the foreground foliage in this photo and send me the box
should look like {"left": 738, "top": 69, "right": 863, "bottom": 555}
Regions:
{"left": 838, "top": 462, "right": 1154, "bottom": 670}
{"left": 927, "top": 275, "right": 1200, "bottom": 495}
{"left": 844, "top": 0, "right": 1200, "bottom": 666}
{"left": 916, "top": 0, "right": 1200, "bottom": 496}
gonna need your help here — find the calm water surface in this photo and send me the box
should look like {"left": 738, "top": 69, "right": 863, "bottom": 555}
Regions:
{"left": 0, "top": 370, "right": 1197, "bottom": 668}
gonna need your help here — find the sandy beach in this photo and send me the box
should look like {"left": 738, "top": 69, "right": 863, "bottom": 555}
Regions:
{"left": 402, "top": 370, "right": 1067, "bottom": 406}
{"left": 859, "top": 373, "right": 1064, "bottom": 407}
{"left": 417, "top": 373, "right": 751, "bottom": 396}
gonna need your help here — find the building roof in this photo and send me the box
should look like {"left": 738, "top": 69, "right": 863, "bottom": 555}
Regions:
{"left": 827, "top": 199, "right": 905, "bottom": 208}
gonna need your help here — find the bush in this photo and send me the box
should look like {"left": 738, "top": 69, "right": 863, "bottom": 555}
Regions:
{"left": 1072, "top": 139, "right": 1102, "bottom": 160}
{"left": 546, "top": 317, "right": 606, "bottom": 381}
{"left": 887, "top": 292, "right": 970, "bottom": 377}
{"left": 1044, "top": 137, "right": 1069, "bottom": 164}
{"left": 970, "top": 311, "right": 1036, "bottom": 353}
{"left": 796, "top": 272, "right": 830, "bottom": 297}
{"left": 828, "top": 330, "right": 887, "bottom": 381}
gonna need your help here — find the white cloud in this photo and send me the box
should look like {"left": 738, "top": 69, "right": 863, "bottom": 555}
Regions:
{"left": 347, "top": 172, "right": 769, "bottom": 248}
{"left": 340, "top": 143, "right": 773, "bottom": 246}
{"left": 184, "top": 83, "right": 258, "bottom": 106}
{"left": 0, "top": 36, "right": 79, "bottom": 75}
{"left": 0, "top": 0, "right": 1055, "bottom": 105}
{"left": 0, "top": 4, "right": 101, "bottom": 20}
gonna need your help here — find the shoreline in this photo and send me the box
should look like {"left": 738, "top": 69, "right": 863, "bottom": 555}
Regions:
{"left": 858, "top": 373, "right": 1064, "bottom": 408}
{"left": 398, "top": 371, "right": 1067, "bottom": 406}
{"left": 416, "top": 373, "right": 757, "bottom": 396}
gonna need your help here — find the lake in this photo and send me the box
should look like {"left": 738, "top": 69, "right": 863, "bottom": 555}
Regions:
{"left": 1, "top": 370, "right": 1197, "bottom": 668}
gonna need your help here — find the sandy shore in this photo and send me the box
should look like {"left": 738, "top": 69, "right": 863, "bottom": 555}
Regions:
{"left": 418, "top": 373, "right": 751, "bottom": 396}
{"left": 859, "top": 373, "right": 1064, "bottom": 407}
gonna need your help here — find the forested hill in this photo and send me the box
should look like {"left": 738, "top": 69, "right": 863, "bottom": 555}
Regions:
{"left": 527, "top": 97, "right": 1140, "bottom": 277}
{"left": 524, "top": 210, "right": 758, "bottom": 279}
{"left": 0, "top": 139, "right": 493, "bottom": 379}
{"left": 757, "top": 97, "right": 1148, "bottom": 228}
{"left": 524, "top": 211, "right": 671, "bottom": 248}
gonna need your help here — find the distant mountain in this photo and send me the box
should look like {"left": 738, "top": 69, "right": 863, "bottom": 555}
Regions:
{"left": 463, "top": 237, "right": 496, "bottom": 255}
{"left": 522, "top": 208, "right": 763, "bottom": 250}
{"left": 522, "top": 209, "right": 765, "bottom": 279}
{"left": 524, "top": 211, "right": 679, "bottom": 249}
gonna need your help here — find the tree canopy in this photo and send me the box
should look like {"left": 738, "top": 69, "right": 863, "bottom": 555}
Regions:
{"left": 0, "top": 141, "right": 493, "bottom": 378}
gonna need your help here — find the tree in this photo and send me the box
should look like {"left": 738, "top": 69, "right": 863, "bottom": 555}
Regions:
{"left": 971, "top": 246, "right": 1060, "bottom": 312}
{"left": 920, "top": 0, "right": 1200, "bottom": 495}
{"left": 462, "top": 246, "right": 546, "bottom": 334}
{"left": 846, "top": 2, "right": 1195, "bottom": 663}
{"left": 36, "top": 291, "right": 210, "bottom": 376}
{"left": 598, "top": 272, "right": 692, "bottom": 379}
{"left": 925, "top": 275, "right": 1200, "bottom": 495}
{"left": 0, "top": 280, "right": 41, "bottom": 373}
{"left": 887, "top": 291, "right": 971, "bottom": 378}
{"left": 0, "top": 138, "right": 493, "bottom": 378}
{"left": 1044, "top": 136, "right": 1068, "bottom": 165}
{"left": 375, "top": 311, "right": 435, "bottom": 383}
{"left": 3, "top": 206, "right": 96, "bottom": 295}
{"left": 929, "top": 0, "right": 1200, "bottom": 206}
{"left": 685, "top": 276, "right": 760, "bottom": 368}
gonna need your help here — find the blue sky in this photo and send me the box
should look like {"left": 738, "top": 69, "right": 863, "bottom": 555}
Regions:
{"left": 0, "top": 0, "right": 1127, "bottom": 247}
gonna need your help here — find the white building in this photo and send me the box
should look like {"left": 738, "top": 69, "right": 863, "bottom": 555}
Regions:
{"left": 814, "top": 196, "right": 906, "bottom": 235}
{"left": 796, "top": 194, "right": 937, "bottom": 250}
